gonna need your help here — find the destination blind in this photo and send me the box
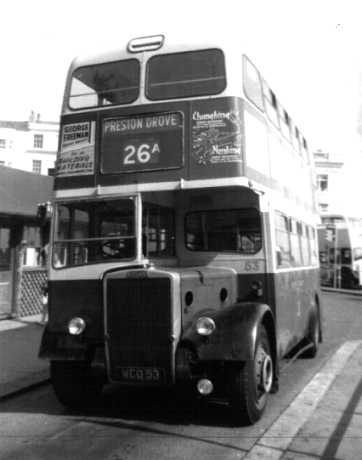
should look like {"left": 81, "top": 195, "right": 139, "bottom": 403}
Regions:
{"left": 101, "top": 112, "right": 183, "bottom": 173}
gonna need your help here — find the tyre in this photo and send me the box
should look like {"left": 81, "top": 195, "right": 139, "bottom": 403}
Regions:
{"left": 229, "top": 324, "right": 273, "bottom": 425}
{"left": 302, "top": 312, "right": 320, "bottom": 358}
{"left": 51, "top": 360, "right": 103, "bottom": 408}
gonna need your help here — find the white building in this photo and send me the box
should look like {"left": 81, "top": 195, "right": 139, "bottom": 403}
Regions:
{"left": 0, "top": 112, "right": 59, "bottom": 175}
{"left": 313, "top": 149, "right": 344, "bottom": 214}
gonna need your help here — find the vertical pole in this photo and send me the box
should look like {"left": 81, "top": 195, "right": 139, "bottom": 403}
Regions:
{"left": 135, "top": 193, "right": 143, "bottom": 263}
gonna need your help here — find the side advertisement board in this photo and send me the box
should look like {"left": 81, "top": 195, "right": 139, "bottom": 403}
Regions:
{"left": 56, "top": 121, "right": 95, "bottom": 176}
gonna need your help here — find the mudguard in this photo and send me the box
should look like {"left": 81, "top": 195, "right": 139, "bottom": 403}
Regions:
{"left": 38, "top": 326, "right": 88, "bottom": 361}
{"left": 181, "top": 302, "right": 275, "bottom": 363}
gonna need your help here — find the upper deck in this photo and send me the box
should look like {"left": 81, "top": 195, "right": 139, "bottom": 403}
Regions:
{"left": 55, "top": 36, "right": 316, "bottom": 217}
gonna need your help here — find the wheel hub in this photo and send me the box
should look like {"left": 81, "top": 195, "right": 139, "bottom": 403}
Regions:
{"left": 256, "top": 351, "right": 273, "bottom": 394}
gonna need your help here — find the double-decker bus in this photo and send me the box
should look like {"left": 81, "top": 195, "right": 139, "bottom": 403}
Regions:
{"left": 318, "top": 214, "right": 362, "bottom": 289}
{"left": 39, "top": 35, "right": 321, "bottom": 425}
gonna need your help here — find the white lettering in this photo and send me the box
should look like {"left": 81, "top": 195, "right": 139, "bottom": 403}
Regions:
{"left": 212, "top": 145, "right": 240, "bottom": 155}
{"left": 192, "top": 110, "right": 231, "bottom": 121}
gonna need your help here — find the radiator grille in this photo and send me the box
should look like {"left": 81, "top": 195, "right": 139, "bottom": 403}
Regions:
{"left": 106, "top": 276, "right": 172, "bottom": 383}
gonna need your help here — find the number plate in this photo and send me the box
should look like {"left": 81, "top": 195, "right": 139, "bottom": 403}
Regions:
{"left": 118, "top": 366, "right": 164, "bottom": 382}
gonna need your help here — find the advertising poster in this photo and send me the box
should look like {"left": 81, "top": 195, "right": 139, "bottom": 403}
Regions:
{"left": 191, "top": 100, "right": 243, "bottom": 167}
{"left": 56, "top": 121, "right": 95, "bottom": 176}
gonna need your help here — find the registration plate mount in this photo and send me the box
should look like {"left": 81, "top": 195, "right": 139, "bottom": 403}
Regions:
{"left": 117, "top": 366, "right": 164, "bottom": 383}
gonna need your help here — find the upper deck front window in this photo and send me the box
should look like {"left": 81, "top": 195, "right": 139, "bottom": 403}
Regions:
{"left": 146, "top": 49, "right": 226, "bottom": 100}
{"left": 69, "top": 59, "right": 140, "bottom": 109}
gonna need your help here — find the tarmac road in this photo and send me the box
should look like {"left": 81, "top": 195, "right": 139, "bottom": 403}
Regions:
{"left": 0, "top": 291, "right": 361, "bottom": 460}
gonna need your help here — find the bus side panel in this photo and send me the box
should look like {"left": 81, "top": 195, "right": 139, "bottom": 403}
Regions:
{"left": 39, "top": 280, "right": 103, "bottom": 360}
{"left": 274, "top": 268, "right": 320, "bottom": 358}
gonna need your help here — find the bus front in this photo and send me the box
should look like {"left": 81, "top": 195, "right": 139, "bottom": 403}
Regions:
{"left": 40, "top": 36, "right": 276, "bottom": 425}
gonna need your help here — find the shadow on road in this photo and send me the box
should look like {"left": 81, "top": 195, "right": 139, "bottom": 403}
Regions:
{"left": 0, "top": 382, "right": 255, "bottom": 428}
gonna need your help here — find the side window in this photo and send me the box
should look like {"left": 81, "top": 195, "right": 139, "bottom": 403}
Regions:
{"left": 142, "top": 204, "right": 175, "bottom": 257}
{"left": 262, "top": 80, "right": 279, "bottom": 128}
{"left": 293, "top": 125, "right": 302, "bottom": 154}
{"left": 302, "top": 138, "right": 310, "bottom": 164}
{"left": 185, "top": 208, "right": 262, "bottom": 254}
{"left": 56, "top": 205, "right": 71, "bottom": 240}
{"left": 275, "top": 212, "right": 291, "bottom": 267}
{"left": 290, "top": 219, "right": 302, "bottom": 266}
{"left": 243, "top": 56, "right": 264, "bottom": 111}
{"left": 280, "top": 107, "right": 291, "bottom": 141}
{"left": 301, "top": 223, "right": 311, "bottom": 266}
{"left": 308, "top": 225, "right": 318, "bottom": 265}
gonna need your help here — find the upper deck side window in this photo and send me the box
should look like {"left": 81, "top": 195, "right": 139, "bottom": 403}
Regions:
{"left": 262, "top": 80, "right": 279, "bottom": 128}
{"left": 69, "top": 59, "right": 140, "bottom": 110}
{"left": 146, "top": 49, "right": 226, "bottom": 100}
{"left": 243, "top": 55, "right": 264, "bottom": 111}
{"left": 280, "top": 107, "right": 291, "bottom": 140}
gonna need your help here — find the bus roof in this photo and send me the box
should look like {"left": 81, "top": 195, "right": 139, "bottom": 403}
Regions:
{"left": 68, "top": 35, "right": 230, "bottom": 71}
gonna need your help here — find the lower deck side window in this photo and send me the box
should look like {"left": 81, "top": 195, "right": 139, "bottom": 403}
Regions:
{"left": 185, "top": 208, "right": 262, "bottom": 254}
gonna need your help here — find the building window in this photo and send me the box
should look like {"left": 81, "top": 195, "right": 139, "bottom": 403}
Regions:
{"left": 319, "top": 203, "right": 329, "bottom": 212}
{"left": 0, "top": 139, "right": 6, "bottom": 148}
{"left": 317, "top": 174, "right": 328, "bottom": 191}
{"left": 33, "top": 134, "right": 43, "bottom": 148}
{"left": 32, "top": 159, "right": 42, "bottom": 174}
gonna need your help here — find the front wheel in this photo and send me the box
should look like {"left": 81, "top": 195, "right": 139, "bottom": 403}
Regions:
{"left": 229, "top": 325, "right": 273, "bottom": 425}
{"left": 51, "top": 360, "right": 103, "bottom": 408}
{"left": 301, "top": 311, "right": 320, "bottom": 358}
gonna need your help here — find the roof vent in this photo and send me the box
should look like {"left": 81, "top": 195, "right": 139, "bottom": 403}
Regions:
{"left": 127, "top": 35, "right": 165, "bottom": 53}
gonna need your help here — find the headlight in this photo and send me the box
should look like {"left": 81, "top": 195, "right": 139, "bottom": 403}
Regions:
{"left": 68, "top": 317, "right": 86, "bottom": 335}
{"left": 196, "top": 317, "right": 216, "bottom": 336}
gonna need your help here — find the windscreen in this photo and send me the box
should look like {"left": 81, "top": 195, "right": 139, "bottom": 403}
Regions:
{"left": 53, "top": 199, "right": 135, "bottom": 267}
{"left": 69, "top": 59, "right": 140, "bottom": 109}
{"left": 52, "top": 198, "right": 176, "bottom": 267}
{"left": 146, "top": 49, "right": 226, "bottom": 100}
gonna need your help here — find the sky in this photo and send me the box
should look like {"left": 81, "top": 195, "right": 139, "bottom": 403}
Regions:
{"left": 1, "top": 0, "right": 362, "bottom": 164}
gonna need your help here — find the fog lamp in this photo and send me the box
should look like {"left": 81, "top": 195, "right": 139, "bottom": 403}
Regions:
{"left": 68, "top": 317, "right": 86, "bottom": 335}
{"left": 196, "top": 317, "right": 216, "bottom": 336}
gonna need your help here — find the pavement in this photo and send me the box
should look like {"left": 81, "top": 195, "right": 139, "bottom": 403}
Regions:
{"left": 0, "top": 314, "right": 49, "bottom": 399}
{"left": 1, "top": 305, "right": 362, "bottom": 459}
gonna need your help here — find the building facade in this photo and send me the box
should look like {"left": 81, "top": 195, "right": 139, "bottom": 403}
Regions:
{"left": 0, "top": 112, "right": 59, "bottom": 175}
{"left": 313, "top": 149, "right": 344, "bottom": 214}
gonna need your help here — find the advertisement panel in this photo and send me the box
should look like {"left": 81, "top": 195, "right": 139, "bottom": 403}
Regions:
{"left": 190, "top": 98, "right": 244, "bottom": 179}
{"left": 56, "top": 121, "right": 95, "bottom": 176}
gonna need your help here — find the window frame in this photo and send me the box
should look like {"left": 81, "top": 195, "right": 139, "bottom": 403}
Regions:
{"left": 32, "top": 159, "right": 42, "bottom": 174}
{"left": 184, "top": 207, "right": 262, "bottom": 255}
{"left": 52, "top": 198, "right": 136, "bottom": 269}
{"left": 68, "top": 58, "right": 141, "bottom": 110}
{"left": 33, "top": 134, "right": 43, "bottom": 149}
{"left": 243, "top": 55, "right": 264, "bottom": 111}
{"left": 146, "top": 48, "right": 227, "bottom": 101}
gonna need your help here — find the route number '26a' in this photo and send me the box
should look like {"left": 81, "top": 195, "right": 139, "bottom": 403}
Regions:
{"left": 123, "top": 142, "right": 160, "bottom": 165}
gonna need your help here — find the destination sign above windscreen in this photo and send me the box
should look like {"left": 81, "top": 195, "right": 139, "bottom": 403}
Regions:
{"left": 101, "top": 112, "right": 183, "bottom": 173}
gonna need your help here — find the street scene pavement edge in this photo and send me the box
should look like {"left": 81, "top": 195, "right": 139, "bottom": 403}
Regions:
{"left": 1, "top": 291, "right": 362, "bottom": 459}
{"left": 0, "top": 314, "right": 49, "bottom": 399}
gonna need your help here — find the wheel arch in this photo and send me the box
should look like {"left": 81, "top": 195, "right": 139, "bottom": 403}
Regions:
{"left": 261, "top": 310, "right": 278, "bottom": 381}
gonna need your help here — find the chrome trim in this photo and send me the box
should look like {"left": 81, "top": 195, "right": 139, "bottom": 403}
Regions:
{"left": 103, "top": 267, "right": 181, "bottom": 385}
